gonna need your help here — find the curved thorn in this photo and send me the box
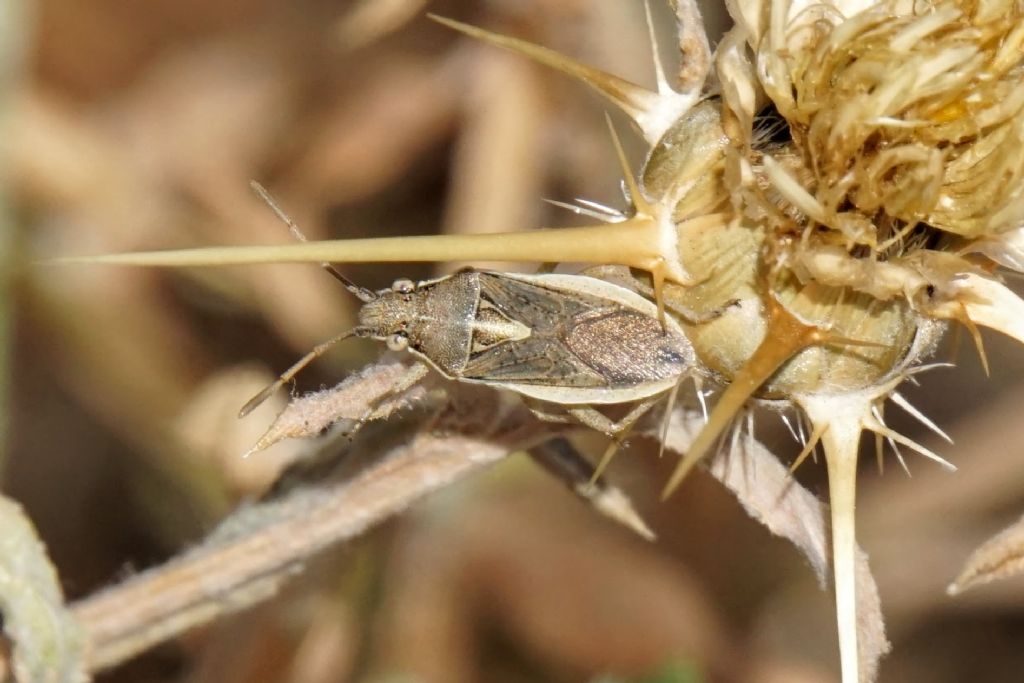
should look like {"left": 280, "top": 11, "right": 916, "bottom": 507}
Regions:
{"left": 907, "top": 362, "right": 956, "bottom": 376}
{"left": 694, "top": 378, "right": 709, "bottom": 423}
{"left": 429, "top": 15, "right": 661, "bottom": 128}
{"left": 780, "top": 413, "right": 800, "bottom": 443}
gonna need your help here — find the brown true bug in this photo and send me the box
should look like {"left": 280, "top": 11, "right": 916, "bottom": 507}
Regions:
{"left": 242, "top": 184, "right": 698, "bottom": 477}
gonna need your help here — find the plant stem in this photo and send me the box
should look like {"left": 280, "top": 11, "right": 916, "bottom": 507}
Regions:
{"left": 0, "top": 0, "right": 30, "bottom": 480}
{"left": 69, "top": 396, "right": 537, "bottom": 673}
{"left": 822, "top": 415, "right": 862, "bottom": 683}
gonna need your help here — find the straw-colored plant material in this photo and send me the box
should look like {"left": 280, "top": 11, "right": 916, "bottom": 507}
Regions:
{"left": 948, "top": 512, "right": 1024, "bottom": 596}
{"left": 0, "top": 497, "right": 86, "bottom": 683}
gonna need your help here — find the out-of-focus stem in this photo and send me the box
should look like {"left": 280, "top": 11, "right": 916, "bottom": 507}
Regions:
{"left": 65, "top": 380, "right": 541, "bottom": 674}
{"left": 71, "top": 425, "right": 519, "bottom": 671}
{"left": 0, "top": 0, "right": 30, "bottom": 479}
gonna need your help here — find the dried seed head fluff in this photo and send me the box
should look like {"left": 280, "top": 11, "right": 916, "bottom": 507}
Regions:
{"left": 726, "top": 0, "right": 1024, "bottom": 323}
{"left": 55, "top": 2, "right": 1024, "bottom": 681}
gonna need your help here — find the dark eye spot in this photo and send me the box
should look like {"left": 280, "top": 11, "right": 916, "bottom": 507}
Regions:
{"left": 392, "top": 278, "right": 415, "bottom": 294}
{"left": 386, "top": 333, "right": 409, "bottom": 351}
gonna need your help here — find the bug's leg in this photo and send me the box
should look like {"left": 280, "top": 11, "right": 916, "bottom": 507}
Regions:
{"left": 578, "top": 264, "right": 641, "bottom": 291}
{"left": 568, "top": 399, "right": 660, "bottom": 437}
{"left": 568, "top": 399, "right": 660, "bottom": 482}
{"left": 523, "top": 398, "right": 575, "bottom": 425}
{"left": 564, "top": 406, "right": 616, "bottom": 434}
{"left": 620, "top": 270, "right": 739, "bottom": 326}
{"left": 530, "top": 438, "right": 655, "bottom": 540}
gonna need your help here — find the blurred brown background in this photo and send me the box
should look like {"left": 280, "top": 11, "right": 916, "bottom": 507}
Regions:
{"left": 3, "top": 0, "right": 1024, "bottom": 681}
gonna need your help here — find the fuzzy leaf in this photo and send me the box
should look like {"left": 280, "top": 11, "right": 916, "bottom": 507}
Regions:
{"left": 654, "top": 409, "right": 829, "bottom": 583}
{"left": 653, "top": 409, "right": 890, "bottom": 681}
{"left": 948, "top": 512, "right": 1024, "bottom": 595}
{"left": 247, "top": 358, "right": 431, "bottom": 455}
{"left": 854, "top": 545, "right": 890, "bottom": 683}
{"left": 0, "top": 496, "right": 86, "bottom": 682}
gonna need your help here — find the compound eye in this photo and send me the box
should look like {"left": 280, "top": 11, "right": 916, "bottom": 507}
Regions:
{"left": 391, "top": 278, "right": 415, "bottom": 294}
{"left": 386, "top": 333, "right": 409, "bottom": 352}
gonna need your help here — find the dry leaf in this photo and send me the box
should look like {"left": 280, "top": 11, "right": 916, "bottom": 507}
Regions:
{"left": 653, "top": 408, "right": 890, "bottom": 679}
{"left": 248, "top": 357, "right": 432, "bottom": 454}
{"left": 654, "top": 410, "right": 830, "bottom": 582}
{"left": 0, "top": 496, "right": 86, "bottom": 683}
{"left": 948, "top": 512, "right": 1024, "bottom": 596}
{"left": 73, "top": 384, "right": 544, "bottom": 674}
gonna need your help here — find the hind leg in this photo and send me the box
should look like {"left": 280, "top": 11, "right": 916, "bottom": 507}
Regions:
{"left": 567, "top": 399, "right": 660, "bottom": 483}
{"left": 523, "top": 398, "right": 575, "bottom": 426}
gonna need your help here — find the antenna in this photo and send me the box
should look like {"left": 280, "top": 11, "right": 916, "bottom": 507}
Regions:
{"left": 239, "top": 328, "right": 363, "bottom": 418}
{"left": 249, "top": 181, "right": 377, "bottom": 303}
{"left": 241, "top": 182, "right": 378, "bottom": 417}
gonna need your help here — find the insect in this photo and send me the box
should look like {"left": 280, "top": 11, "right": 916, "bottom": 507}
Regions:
{"left": 241, "top": 185, "right": 697, "bottom": 478}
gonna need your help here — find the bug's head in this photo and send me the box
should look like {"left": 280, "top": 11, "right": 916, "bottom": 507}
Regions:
{"left": 357, "top": 278, "right": 420, "bottom": 351}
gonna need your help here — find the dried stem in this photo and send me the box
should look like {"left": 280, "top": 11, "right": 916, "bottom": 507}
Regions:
{"left": 0, "top": 0, "right": 30, "bottom": 477}
{"left": 68, "top": 387, "right": 542, "bottom": 674}
{"left": 821, "top": 416, "right": 862, "bottom": 683}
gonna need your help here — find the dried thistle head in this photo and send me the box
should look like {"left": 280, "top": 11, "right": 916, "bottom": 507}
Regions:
{"left": 703, "top": 0, "right": 1024, "bottom": 679}
{"left": 724, "top": 0, "right": 1024, "bottom": 321}
{"left": 704, "top": 0, "right": 1024, "bottom": 429}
